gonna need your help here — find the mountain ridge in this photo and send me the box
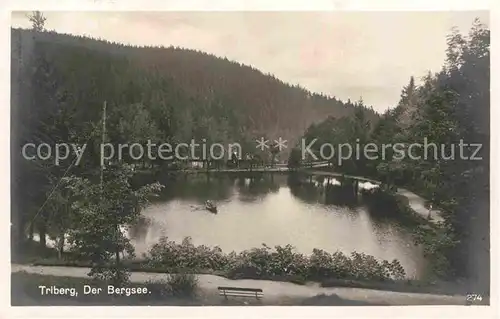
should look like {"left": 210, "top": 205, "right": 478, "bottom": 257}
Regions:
{"left": 11, "top": 27, "right": 379, "bottom": 158}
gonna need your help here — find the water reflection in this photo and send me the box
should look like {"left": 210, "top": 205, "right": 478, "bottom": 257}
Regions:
{"left": 287, "top": 174, "right": 362, "bottom": 208}
{"left": 128, "top": 172, "right": 425, "bottom": 278}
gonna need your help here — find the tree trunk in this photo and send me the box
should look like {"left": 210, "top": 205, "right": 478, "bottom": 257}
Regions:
{"left": 57, "top": 232, "right": 65, "bottom": 259}
{"left": 38, "top": 223, "right": 47, "bottom": 249}
{"left": 115, "top": 225, "right": 121, "bottom": 265}
{"left": 116, "top": 248, "right": 120, "bottom": 264}
{"left": 28, "top": 222, "right": 34, "bottom": 241}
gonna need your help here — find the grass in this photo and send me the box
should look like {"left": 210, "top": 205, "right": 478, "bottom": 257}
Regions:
{"left": 11, "top": 272, "right": 387, "bottom": 306}
{"left": 19, "top": 256, "right": 468, "bottom": 296}
{"left": 320, "top": 278, "right": 467, "bottom": 296}
{"left": 11, "top": 271, "right": 206, "bottom": 306}
{"left": 299, "top": 294, "right": 387, "bottom": 306}
{"left": 29, "top": 257, "right": 311, "bottom": 286}
{"left": 15, "top": 239, "right": 466, "bottom": 297}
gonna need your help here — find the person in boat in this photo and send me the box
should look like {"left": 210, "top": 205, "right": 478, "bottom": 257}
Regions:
{"left": 205, "top": 200, "right": 217, "bottom": 212}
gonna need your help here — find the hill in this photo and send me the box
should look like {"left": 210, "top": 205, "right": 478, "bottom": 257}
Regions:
{"left": 11, "top": 27, "right": 379, "bottom": 160}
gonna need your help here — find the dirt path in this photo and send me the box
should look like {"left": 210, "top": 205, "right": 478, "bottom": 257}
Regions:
{"left": 396, "top": 188, "right": 444, "bottom": 223}
{"left": 11, "top": 264, "right": 465, "bottom": 305}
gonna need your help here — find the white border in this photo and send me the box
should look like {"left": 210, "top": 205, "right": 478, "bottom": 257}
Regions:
{"left": 1, "top": 0, "right": 494, "bottom": 11}
{"left": 1, "top": 1, "right": 498, "bottom": 318}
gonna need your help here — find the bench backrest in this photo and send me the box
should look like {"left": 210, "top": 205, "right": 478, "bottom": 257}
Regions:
{"left": 217, "top": 286, "right": 263, "bottom": 293}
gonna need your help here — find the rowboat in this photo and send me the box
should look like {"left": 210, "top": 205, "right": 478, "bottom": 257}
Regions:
{"left": 205, "top": 200, "right": 218, "bottom": 213}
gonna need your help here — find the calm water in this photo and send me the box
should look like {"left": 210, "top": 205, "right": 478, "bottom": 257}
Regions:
{"left": 128, "top": 173, "right": 425, "bottom": 278}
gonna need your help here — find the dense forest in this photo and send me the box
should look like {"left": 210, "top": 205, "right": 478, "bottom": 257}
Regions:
{"left": 12, "top": 26, "right": 379, "bottom": 157}
{"left": 295, "top": 19, "right": 489, "bottom": 290}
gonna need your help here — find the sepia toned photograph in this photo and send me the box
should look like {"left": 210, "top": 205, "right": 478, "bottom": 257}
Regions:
{"left": 10, "top": 10, "right": 490, "bottom": 307}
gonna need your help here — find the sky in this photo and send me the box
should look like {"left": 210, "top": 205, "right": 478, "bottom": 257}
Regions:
{"left": 11, "top": 11, "right": 489, "bottom": 112}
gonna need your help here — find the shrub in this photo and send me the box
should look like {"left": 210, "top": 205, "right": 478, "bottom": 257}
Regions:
{"left": 144, "top": 273, "right": 199, "bottom": 299}
{"left": 88, "top": 264, "right": 131, "bottom": 286}
{"left": 413, "top": 224, "right": 457, "bottom": 280}
{"left": 166, "top": 272, "right": 199, "bottom": 297}
{"left": 145, "top": 237, "right": 406, "bottom": 282}
{"left": 148, "top": 236, "right": 228, "bottom": 271}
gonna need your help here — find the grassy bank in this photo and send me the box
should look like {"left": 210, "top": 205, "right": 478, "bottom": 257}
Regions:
{"left": 21, "top": 242, "right": 466, "bottom": 296}
{"left": 11, "top": 272, "right": 384, "bottom": 306}
{"left": 23, "top": 258, "right": 466, "bottom": 296}
{"left": 11, "top": 271, "right": 204, "bottom": 306}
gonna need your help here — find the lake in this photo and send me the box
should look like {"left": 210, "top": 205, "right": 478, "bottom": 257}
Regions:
{"left": 128, "top": 172, "right": 426, "bottom": 279}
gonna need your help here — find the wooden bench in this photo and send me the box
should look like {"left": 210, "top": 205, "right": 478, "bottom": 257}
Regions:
{"left": 218, "top": 286, "right": 263, "bottom": 300}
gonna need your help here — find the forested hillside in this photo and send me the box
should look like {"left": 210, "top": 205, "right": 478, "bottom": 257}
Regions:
{"left": 10, "top": 26, "right": 378, "bottom": 256}
{"left": 11, "top": 27, "right": 378, "bottom": 155}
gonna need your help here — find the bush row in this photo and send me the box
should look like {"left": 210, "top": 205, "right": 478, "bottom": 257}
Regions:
{"left": 145, "top": 237, "right": 406, "bottom": 282}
